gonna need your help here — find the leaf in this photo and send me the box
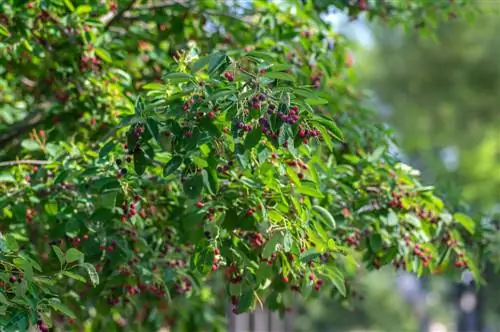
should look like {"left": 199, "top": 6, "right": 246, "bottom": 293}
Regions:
{"left": 164, "top": 72, "right": 193, "bottom": 82}
{"left": 305, "top": 97, "right": 328, "bottom": 105}
{"left": 386, "top": 209, "right": 399, "bottom": 226}
{"left": 63, "top": 271, "right": 86, "bottom": 283}
{"left": 21, "top": 139, "right": 40, "bottom": 151}
{"left": 191, "top": 55, "right": 212, "bottom": 74}
{"left": 207, "top": 53, "right": 227, "bottom": 75}
{"left": 0, "top": 292, "right": 8, "bottom": 305}
{"left": 262, "top": 233, "right": 283, "bottom": 259}
{"left": 183, "top": 174, "right": 203, "bottom": 198}
{"left": 64, "top": 0, "right": 75, "bottom": 11}
{"left": 49, "top": 300, "right": 76, "bottom": 319}
{"left": 271, "top": 64, "right": 293, "bottom": 72}
{"left": 202, "top": 168, "right": 219, "bottom": 195}
{"left": 75, "top": 4, "right": 92, "bottom": 15}
{"left": 65, "top": 248, "right": 83, "bottom": 263}
{"left": 99, "top": 141, "right": 116, "bottom": 159}
{"left": 142, "top": 83, "right": 164, "bottom": 90}
{"left": 454, "top": 213, "right": 475, "bottom": 235}
{"left": 44, "top": 202, "right": 58, "bottom": 216}
{"left": 312, "top": 115, "right": 343, "bottom": 141}
{"left": 299, "top": 249, "right": 320, "bottom": 262}
{"left": 312, "top": 205, "right": 336, "bottom": 229}
{"left": 263, "top": 72, "right": 296, "bottom": 82}
{"left": 82, "top": 263, "right": 99, "bottom": 286}
{"left": 0, "top": 174, "right": 15, "bottom": 183}
{"left": 134, "top": 148, "right": 148, "bottom": 176}
{"left": 95, "top": 48, "right": 112, "bottom": 63}
{"left": 297, "top": 186, "right": 325, "bottom": 198}
{"left": 52, "top": 246, "right": 65, "bottom": 266}
{"left": 324, "top": 267, "right": 346, "bottom": 296}
{"left": 163, "top": 156, "right": 183, "bottom": 177}
{"left": 246, "top": 51, "right": 277, "bottom": 62}
{"left": 244, "top": 128, "right": 262, "bottom": 150}
{"left": 236, "top": 290, "right": 255, "bottom": 313}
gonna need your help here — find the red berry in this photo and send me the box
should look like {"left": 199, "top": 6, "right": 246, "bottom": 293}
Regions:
{"left": 207, "top": 111, "right": 216, "bottom": 119}
{"left": 214, "top": 247, "right": 220, "bottom": 255}
{"left": 196, "top": 200, "right": 204, "bottom": 208}
{"left": 281, "top": 276, "right": 289, "bottom": 283}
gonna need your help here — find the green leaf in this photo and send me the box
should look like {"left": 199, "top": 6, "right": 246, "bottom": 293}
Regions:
{"left": 44, "top": 202, "right": 58, "bottom": 216}
{"left": 64, "top": 0, "right": 75, "bottom": 11}
{"left": 454, "top": 213, "right": 475, "bottom": 234}
{"left": 0, "top": 292, "right": 8, "bottom": 305}
{"left": 75, "top": 4, "right": 92, "bottom": 15}
{"left": 134, "top": 148, "right": 148, "bottom": 176}
{"left": 202, "top": 168, "right": 219, "bottom": 195}
{"left": 163, "top": 156, "right": 183, "bottom": 177}
{"left": 324, "top": 266, "right": 346, "bottom": 296}
{"left": 297, "top": 186, "right": 325, "bottom": 198}
{"left": 299, "top": 249, "right": 320, "bottom": 262}
{"left": 52, "top": 246, "right": 65, "bottom": 266}
{"left": 99, "top": 141, "right": 116, "bottom": 159}
{"left": 0, "top": 174, "right": 15, "bottom": 183}
{"left": 244, "top": 128, "right": 262, "bottom": 150}
{"left": 183, "top": 174, "right": 203, "bottom": 198}
{"left": 164, "top": 72, "right": 193, "bottom": 82}
{"left": 312, "top": 205, "right": 336, "bottom": 229}
{"left": 236, "top": 290, "right": 255, "bottom": 313}
{"left": 262, "top": 233, "right": 283, "bottom": 259}
{"left": 142, "top": 83, "right": 164, "bottom": 90}
{"left": 312, "top": 115, "right": 343, "bottom": 141}
{"left": 263, "top": 72, "right": 296, "bottom": 82}
{"left": 191, "top": 55, "right": 212, "bottom": 74}
{"left": 65, "top": 248, "right": 83, "bottom": 263}
{"left": 207, "top": 53, "right": 227, "bottom": 75}
{"left": 82, "top": 263, "right": 99, "bottom": 286}
{"left": 49, "top": 300, "right": 76, "bottom": 319}
{"left": 63, "top": 271, "right": 86, "bottom": 283}
{"left": 21, "top": 139, "right": 40, "bottom": 151}
{"left": 95, "top": 48, "right": 112, "bottom": 63}
{"left": 305, "top": 97, "right": 328, "bottom": 105}
{"left": 271, "top": 64, "right": 293, "bottom": 72}
{"left": 246, "top": 51, "right": 277, "bottom": 62}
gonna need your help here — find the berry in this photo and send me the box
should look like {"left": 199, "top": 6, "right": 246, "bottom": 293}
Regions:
{"left": 281, "top": 276, "right": 289, "bottom": 283}
{"left": 120, "top": 168, "right": 128, "bottom": 175}
{"left": 214, "top": 247, "right": 220, "bottom": 255}
{"left": 9, "top": 275, "right": 17, "bottom": 283}
{"left": 196, "top": 200, "right": 204, "bottom": 208}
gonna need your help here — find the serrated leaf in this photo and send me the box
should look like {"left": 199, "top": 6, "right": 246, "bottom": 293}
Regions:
{"left": 99, "top": 141, "right": 116, "bottom": 159}
{"left": 142, "top": 83, "right": 164, "bottom": 90}
{"left": 297, "top": 186, "right": 325, "bottom": 198}
{"left": 21, "top": 139, "right": 40, "bottom": 151}
{"left": 163, "top": 156, "right": 183, "bottom": 177}
{"left": 49, "top": 300, "right": 76, "bottom": 319}
{"left": 312, "top": 205, "right": 336, "bottom": 229}
{"left": 82, "top": 263, "right": 99, "bottom": 286}
{"left": 262, "top": 233, "right": 282, "bottom": 258}
{"left": 454, "top": 213, "right": 475, "bottom": 235}
{"left": 164, "top": 72, "right": 193, "bottom": 82}
{"left": 65, "top": 248, "right": 83, "bottom": 263}
{"left": 95, "top": 48, "right": 112, "bottom": 63}
{"left": 264, "top": 72, "right": 296, "bottom": 82}
{"left": 63, "top": 271, "right": 86, "bottom": 283}
{"left": 52, "top": 246, "right": 65, "bottom": 266}
{"left": 191, "top": 55, "right": 212, "bottom": 74}
{"left": 0, "top": 174, "right": 15, "bottom": 183}
{"left": 299, "top": 249, "right": 320, "bottom": 262}
{"left": 0, "top": 292, "right": 8, "bottom": 305}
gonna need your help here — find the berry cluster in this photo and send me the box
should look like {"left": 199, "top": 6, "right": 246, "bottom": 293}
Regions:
{"left": 174, "top": 277, "right": 192, "bottom": 294}
{"left": 36, "top": 320, "right": 49, "bottom": 332}
{"left": 412, "top": 244, "right": 432, "bottom": 267}
{"left": 249, "top": 93, "right": 266, "bottom": 109}
{"left": 249, "top": 233, "right": 265, "bottom": 248}
{"left": 278, "top": 105, "right": 300, "bottom": 125}
{"left": 311, "top": 73, "right": 322, "bottom": 89}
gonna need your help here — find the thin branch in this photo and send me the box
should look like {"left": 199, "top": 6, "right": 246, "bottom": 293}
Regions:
{"left": 0, "top": 109, "right": 45, "bottom": 149}
{"left": 103, "top": 0, "right": 140, "bottom": 29}
{"left": 0, "top": 160, "right": 53, "bottom": 167}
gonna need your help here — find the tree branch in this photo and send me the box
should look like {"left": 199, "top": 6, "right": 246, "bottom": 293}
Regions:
{"left": 102, "top": 0, "right": 140, "bottom": 29}
{"left": 0, "top": 109, "right": 45, "bottom": 149}
{"left": 0, "top": 160, "right": 53, "bottom": 167}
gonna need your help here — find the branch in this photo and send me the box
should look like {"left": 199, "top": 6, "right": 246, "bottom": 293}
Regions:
{"left": 102, "top": 0, "right": 140, "bottom": 29}
{"left": 0, "top": 160, "right": 53, "bottom": 167}
{"left": 0, "top": 109, "right": 45, "bottom": 149}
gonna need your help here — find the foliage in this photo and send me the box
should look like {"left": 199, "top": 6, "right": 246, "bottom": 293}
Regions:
{"left": 0, "top": 0, "right": 479, "bottom": 330}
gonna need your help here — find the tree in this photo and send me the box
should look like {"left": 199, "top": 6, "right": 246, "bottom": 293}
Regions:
{"left": 0, "top": 1, "right": 479, "bottom": 331}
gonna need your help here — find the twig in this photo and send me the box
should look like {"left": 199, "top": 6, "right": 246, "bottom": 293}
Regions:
{"left": 103, "top": 0, "right": 140, "bottom": 29}
{"left": 0, "top": 109, "right": 45, "bottom": 149}
{"left": 0, "top": 160, "right": 53, "bottom": 167}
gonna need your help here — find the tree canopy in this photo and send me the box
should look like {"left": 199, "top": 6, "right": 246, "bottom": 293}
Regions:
{"left": 0, "top": 1, "right": 480, "bottom": 331}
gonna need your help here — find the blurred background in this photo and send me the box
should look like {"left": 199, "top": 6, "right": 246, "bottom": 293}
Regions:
{"left": 293, "top": 2, "right": 500, "bottom": 332}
